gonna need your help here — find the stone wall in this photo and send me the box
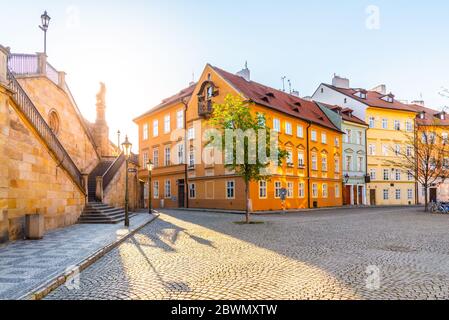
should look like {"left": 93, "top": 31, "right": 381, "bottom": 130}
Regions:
{"left": 17, "top": 77, "right": 100, "bottom": 174}
{"left": 103, "top": 161, "right": 141, "bottom": 211}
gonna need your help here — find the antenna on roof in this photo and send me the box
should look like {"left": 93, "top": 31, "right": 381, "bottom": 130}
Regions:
{"left": 288, "top": 79, "right": 292, "bottom": 94}
{"left": 281, "top": 76, "right": 286, "bottom": 92}
{"left": 189, "top": 71, "right": 195, "bottom": 86}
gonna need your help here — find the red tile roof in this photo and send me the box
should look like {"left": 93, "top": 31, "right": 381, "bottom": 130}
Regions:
{"left": 408, "top": 103, "right": 449, "bottom": 126}
{"left": 323, "top": 83, "right": 417, "bottom": 112}
{"left": 211, "top": 66, "right": 341, "bottom": 132}
{"left": 133, "top": 83, "right": 196, "bottom": 122}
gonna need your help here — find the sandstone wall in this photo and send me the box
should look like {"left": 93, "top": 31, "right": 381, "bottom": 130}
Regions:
{"left": 103, "top": 161, "right": 141, "bottom": 211}
{"left": 1, "top": 93, "right": 86, "bottom": 241}
{"left": 17, "top": 77, "right": 99, "bottom": 174}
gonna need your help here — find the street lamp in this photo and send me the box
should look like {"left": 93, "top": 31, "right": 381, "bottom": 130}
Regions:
{"left": 146, "top": 160, "right": 153, "bottom": 214}
{"left": 39, "top": 11, "right": 51, "bottom": 54}
{"left": 344, "top": 173, "right": 350, "bottom": 184}
{"left": 122, "top": 135, "right": 132, "bottom": 227}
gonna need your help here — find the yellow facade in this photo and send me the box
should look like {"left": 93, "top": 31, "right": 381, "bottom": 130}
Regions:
{"left": 366, "top": 107, "right": 417, "bottom": 205}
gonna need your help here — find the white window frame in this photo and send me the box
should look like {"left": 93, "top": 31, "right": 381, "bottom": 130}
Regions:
{"left": 321, "top": 154, "right": 328, "bottom": 172}
{"left": 312, "top": 183, "right": 318, "bottom": 198}
{"left": 395, "top": 189, "right": 401, "bottom": 200}
{"left": 383, "top": 189, "right": 389, "bottom": 200}
{"left": 322, "top": 183, "right": 328, "bottom": 198}
{"left": 164, "top": 145, "right": 171, "bottom": 166}
{"left": 153, "top": 120, "right": 159, "bottom": 137}
{"left": 382, "top": 119, "right": 388, "bottom": 130}
{"left": 298, "top": 183, "right": 305, "bottom": 198}
{"left": 369, "top": 117, "right": 375, "bottom": 129}
{"left": 370, "top": 169, "right": 376, "bottom": 180}
{"left": 143, "top": 123, "right": 149, "bottom": 140}
{"left": 285, "top": 122, "right": 292, "bottom": 135}
{"left": 188, "top": 127, "right": 195, "bottom": 140}
{"left": 259, "top": 181, "right": 267, "bottom": 199}
{"left": 321, "top": 133, "right": 327, "bottom": 144}
{"left": 164, "top": 115, "right": 171, "bottom": 133}
{"left": 176, "top": 110, "right": 184, "bottom": 129}
{"left": 274, "top": 181, "right": 282, "bottom": 198}
{"left": 407, "top": 189, "right": 413, "bottom": 200}
{"left": 335, "top": 184, "right": 340, "bottom": 198}
{"left": 189, "top": 183, "right": 196, "bottom": 199}
{"left": 369, "top": 144, "right": 376, "bottom": 156}
{"left": 164, "top": 180, "right": 171, "bottom": 198}
{"left": 383, "top": 169, "right": 390, "bottom": 181}
{"left": 287, "top": 182, "right": 294, "bottom": 198}
{"left": 297, "top": 125, "right": 304, "bottom": 138}
{"left": 311, "top": 153, "right": 318, "bottom": 171}
{"left": 298, "top": 150, "right": 305, "bottom": 167}
{"left": 153, "top": 181, "right": 159, "bottom": 199}
{"left": 311, "top": 130, "right": 317, "bottom": 142}
{"left": 273, "top": 118, "right": 281, "bottom": 133}
{"left": 226, "top": 180, "right": 235, "bottom": 199}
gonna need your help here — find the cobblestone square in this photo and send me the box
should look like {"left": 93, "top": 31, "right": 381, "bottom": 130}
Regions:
{"left": 47, "top": 207, "right": 449, "bottom": 300}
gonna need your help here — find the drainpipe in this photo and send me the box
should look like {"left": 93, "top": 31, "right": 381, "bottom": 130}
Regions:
{"left": 365, "top": 125, "right": 368, "bottom": 205}
{"left": 182, "top": 99, "right": 189, "bottom": 209}
{"left": 306, "top": 121, "right": 312, "bottom": 209}
{"left": 414, "top": 118, "right": 419, "bottom": 205}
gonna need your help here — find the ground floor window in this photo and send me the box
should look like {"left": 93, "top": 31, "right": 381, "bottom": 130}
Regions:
{"left": 395, "top": 189, "right": 401, "bottom": 200}
{"left": 165, "top": 180, "right": 171, "bottom": 198}
{"left": 153, "top": 181, "right": 159, "bottom": 199}
{"left": 312, "top": 183, "right": 318, "bottom": 198}
{"left": 298, "top": 183, "right": 305, "bottom": 198}
{"left": 407, "top": 189, "right": 413, "bottom": 200}
{"left": 287, "top": 182, "right": 294, "bottom": 198}
{"left": 189, "top": 183, "right": 196, "bottom": 199}
{"left": 226, "top": 180, "right": 235, "bottom": 199}
{"left": 275, "top": 181, "right": 282, "bottom": 198}
{"left": 383, "top": 189, "right": 389, "bottom": 200}
{"left": 335, "top": 184, "right": 340, "bottom": 198}
{"left": 259, "top": 181, "right": 267, "bottom": 198}
{"left": 322, "top": 183, "right": 328, "bottom": 198}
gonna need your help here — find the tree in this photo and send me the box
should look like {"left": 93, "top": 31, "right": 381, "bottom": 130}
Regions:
{"left": 207, "top": 94, "right": 287, "bottom": 223}
{"left": 385, "top": 122, "right": 449, "bottom": 211}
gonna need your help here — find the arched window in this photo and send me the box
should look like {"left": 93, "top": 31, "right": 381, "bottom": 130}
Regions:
{"left": 48, "top": 110, "right": 60, "bottom": 135}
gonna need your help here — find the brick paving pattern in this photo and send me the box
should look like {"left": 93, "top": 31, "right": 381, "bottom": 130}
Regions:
{"left": 47, "top": 207, "right": 449, "bottom": 300}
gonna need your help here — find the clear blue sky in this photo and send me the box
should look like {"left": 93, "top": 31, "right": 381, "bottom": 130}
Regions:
{"left": 2, "top": 0, "right": 449, "bottom": 149}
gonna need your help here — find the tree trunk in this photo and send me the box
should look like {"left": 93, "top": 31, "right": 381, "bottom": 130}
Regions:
{"left": 424, "top": 186, "right": 429, "bottom": 212}
{"left": 245, "top": 180, "right": 250, "bottom": 224}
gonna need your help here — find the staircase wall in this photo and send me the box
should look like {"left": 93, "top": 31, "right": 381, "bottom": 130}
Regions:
{"left": 0, "top": 51, "right": 87, "bottom": 242}
{"left": 103, "top": 160, "right": 141, "bottom": 211}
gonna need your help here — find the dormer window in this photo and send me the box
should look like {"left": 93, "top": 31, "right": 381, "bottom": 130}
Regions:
{"left": 207, "top": 86, "right": 214, "bottom": 99}
{"left": 266, "top": 92, "right": 275, "bottom": 98}
{"left": 354, "top": 90, "right": 367, "bottom": 99}
{"left": 381, "top": 94, "right": 395, "bottom": 103}
{"left": 419, "top": 112, "right": 425, "bottom": 119}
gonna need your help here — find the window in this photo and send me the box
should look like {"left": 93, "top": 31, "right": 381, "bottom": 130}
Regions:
{"left": 407, "top": 189, "right": 413, "bottom": 200}
{"left": 164, "top": 115, "right": 171, "bottom": 133}
{"left": 176, "top": 110, "right": 184, "bottom": 129}
{"left": 312, "top": 183, "right": 318, "bottom": 198}
{"left": 407, "top": 170, "right": 413, "bottom": 181}
{"left": 257, "top": 113, "right": 266, "bottom": 126}
{"left": 188, "top": 127, "right": 195, "bottom": 140}
{"left": 334, "top": 137, "right": 340, "bottom": 147}
{"left": 335, "top": 184, "right": 340, "bottom": 198}
{"left": 334, "top": 158, "right": 340, "bottom": 173}
{"left": 382, "top": 144, "right": 389, "bottom": 156}
{"left": 321, "top": 154, "right": 328, "bottom": 171}
{"left": 395, "top": 169, "right": 401, "bottom": 181}
{"left": 164, "top": 146, "right": 171, "bottom": 166}
{"left": 382, "top": 119, "right": 388, "bottom": 129}
{"left": 285, "top": 122, "right": 292, "bottom": 135}
{"left": 370, "top": 169, "right": 376, "bottom": 180}
{"left": 368, "top": 144, "right": 376, "bottom": 156}
{"left": 259, "top": 181, "right": 267, "bottom": 198}
{"left": 406, "top": 146, "right": 413, "bottom": 157}
{"left": 345, "top": 155, "right": 353, "bottom": 171}
{"left": 321, "top": 133, "right": 327, "bottom": 144}
{"left": 322, "top": 184, "right": 328, "bottom": 198}
{"left": 356, "top": 131, "right": 362, "bottom": 145}
{"left": 406, "top": 121, "right": 413, "bottom": 132}
{"left": 177, "top": 144, "right": 185, "bottom": 164}
{"left": 189, "top": 183, "right": 196, "bottom": 199}
{"left": 143, "top": 123, "right": 149, "bottom": 140}
{"left": 369, "top": 117, "right": 375, "bottom": 129}
{"left": 298, "top": 183, "right": 305, "bottom": 198}
{"left": 345, "top": 129, "right": 352, "bottom": 143}
{"left": 274, "top": 181, "right": 282, "bottom": 198}
{"left": 395, "top": 189, "right": 401, "bottom": 200}
{"left": 153, "top": 120, "right": 159, "bottom": 137}
{"left": 443, "top": 133, "right": 449, "bottom": 143}
{"left": 164, "top": 180, "right": 171, "bottom": 198}
{"left": 286, "top": 149, "right": 293, "bottom": 166}
{"left": 357, "top": 156, "right": 363, "bottom": 171}
{"left": 48, "top": 110, "right": 60, "bottom": 135}
{"left": 189, "top": 146, "right": 195, "bottom": 167}
{"left": 394, "top": 145, "right": 401, "bottom": 156}
{"left": 206, "top": 85, "right": 214, "bottom": 99}
{"left": 226, "top": 181, "right": 235, "bottom": 199}
{"left": 383, "top": 189, "right": 389, "bottom": 200}
{"left": 152, "top": 148, "right": 159, "bottom": 168}
{"left": 311, "top": 153, "right": 318, "bottom": 170}
{"left": 297, "top": 125, "right": 304, "bottom": 138}
{"left": 287, "top": 182, "right": 294, "bottom": 198}
{"left": 273, "top": 118, "right": 281, "bottom": 132}
{"left": 143, "top": 152, "right": 148, "bottom": 166}
{"left": 383, "top": 169, "right": 390, "bottom": 181}
{"left": 311, "top": 130, "right": 317, "bottom": 142}
{"left": 153, "top": 181, "right": 159, "bottom": 198}
{"left": 298, "top": 150, "right": 305, "bottom": 167}
{"left": 394, "top": 120, "right": 401, "bottom": 131}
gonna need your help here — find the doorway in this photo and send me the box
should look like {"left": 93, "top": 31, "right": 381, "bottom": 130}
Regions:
{"left": 178, "top": 179, "right": 185, "bottom": 208}
{"left": 370, "top": 189, "right": 376, "bottom": 206}
{"left": 344, "top": 185, "right": 352, "bottom": 205}
{"left": 358, "top": 186, "right": 364, "bottom": 205}
{"left": 429, "top": 188, "right": 437, "bottom": 203}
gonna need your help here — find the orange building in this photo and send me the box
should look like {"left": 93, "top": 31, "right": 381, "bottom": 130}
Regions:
{"left": 134, "top": 64, "right": 343, "bottom": 212}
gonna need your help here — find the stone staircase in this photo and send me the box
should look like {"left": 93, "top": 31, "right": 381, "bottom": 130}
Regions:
{"left": 78, "top": 202, "right": 133, "bottom": 224}
{"left": 87, "top": 159, "right": 115, "bottom": 202}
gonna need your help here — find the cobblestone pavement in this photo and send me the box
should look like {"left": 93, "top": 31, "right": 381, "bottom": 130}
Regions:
{"left": 47, "top": 207, "right": 449, "bottom": 300}
{"left": 0, "top": 213, "right": 155, "bottom": 300}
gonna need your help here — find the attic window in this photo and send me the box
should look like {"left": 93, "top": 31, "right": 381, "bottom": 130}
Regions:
{"left": 419, "top": 112, "right": 425, "bottom": 119}
{"left": 261, "top": 96, "right": 270, "bottom": 103}
{"left": 344, "top": 98, "right": 347, "bottom": 104}
{"left": 294, "top": 102, "right": 301, "bottom": 107}
{"left": 266, "top": 92, "right": 275, "bottom": 98}
{"left": 382, "top": 94, "right": 394, "bottom": 103}
{"left": 440, "top": 113, "right": 446, "bottom": 120}
{"left": 321, "top": 88, "right": 324, "bottom": 93}
{"left": 360, "top": 93, "right": 367, "bottom": 99}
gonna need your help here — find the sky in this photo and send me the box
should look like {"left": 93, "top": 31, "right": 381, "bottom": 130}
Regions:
{"left": 2, "top": 0, "right": 449, "bottom": 151}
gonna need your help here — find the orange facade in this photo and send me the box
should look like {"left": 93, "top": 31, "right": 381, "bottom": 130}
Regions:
{"left": 134, "top": 64, "right": 343, "bottom": 212}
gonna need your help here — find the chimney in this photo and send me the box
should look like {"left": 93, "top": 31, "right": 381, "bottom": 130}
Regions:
{"left": 332, "top": 74, "right": 350, "bottom": 89}
{"left": 372, "top": 84, "right": 387, "bottom": 95}
{"left": 236, "top": 61, "right": 250, "bottom": 81}
{"left": 411, "top": 100, "right": 425, "bottom": 107}
{"left": 291, "top": 90, "right": 300, "bottom": 97}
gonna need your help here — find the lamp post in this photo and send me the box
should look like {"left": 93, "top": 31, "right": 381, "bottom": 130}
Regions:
{"left": 344, "top": 174, "right": 350, "bottom": 184}
{"left": 146, "top": 160, "right": 153, "bottom": 214}
{"left": 122, "top": 135, "right": 132, "bottom": 227}
{"left": 39, "top": 11, "right": 51, "bottom": 55}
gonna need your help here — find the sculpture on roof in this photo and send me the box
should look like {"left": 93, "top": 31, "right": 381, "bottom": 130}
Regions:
{"left": 96, "top": 82, "right": 106, "bottom": 106}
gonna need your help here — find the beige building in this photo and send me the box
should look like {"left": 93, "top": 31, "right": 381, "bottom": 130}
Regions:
{"left": 0, "top": 45, "right": 140, "bottom": 243}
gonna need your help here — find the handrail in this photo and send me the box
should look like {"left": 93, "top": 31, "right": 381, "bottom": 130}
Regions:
{"left": 102, "top": 152, "right": 125, "bottom": 190}
{"left": 7, "top": 69, "right": 85, "bottom": 193}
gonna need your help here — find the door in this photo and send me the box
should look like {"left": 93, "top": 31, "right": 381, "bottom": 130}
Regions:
{"left": 358, "top": 186, "right": 364, "bottom": 205}
{"left": 344, "top": 185, "right": 352, "bottom": 205}
{"left": 429, "top": 188, "right": 437, "bottom": 203}
{"left": 178, "top": 179, "right": 185, "bottom": 208}
{"left": 370, "top": 189, "right": 376, "bottom": 206}
{"left": 353, "top": 186, "right": 358, "bottom": 205}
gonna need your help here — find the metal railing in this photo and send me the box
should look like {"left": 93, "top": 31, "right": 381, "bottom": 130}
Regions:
{"left": 7, "top": 69, "right": 85, "bottom": 193}
{"left": 8, "top": 54, "right": 38, "bottom": 75}
{"left": 45, "top": 62, "right": 59, "bottom": 85}
{"left": 102, "top": 152, "right": 125, "bottom": 190}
